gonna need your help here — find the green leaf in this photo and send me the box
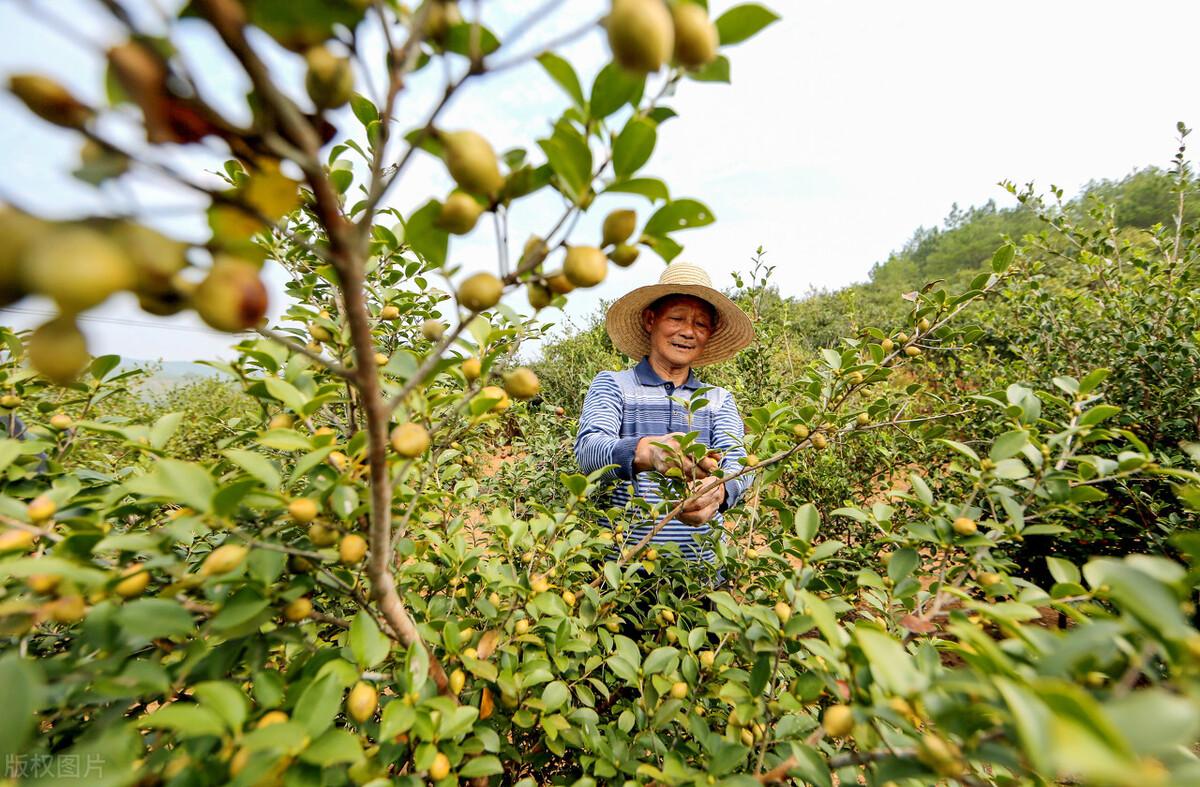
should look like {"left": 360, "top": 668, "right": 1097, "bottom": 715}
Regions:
{"left": 538, "top": 126, "right": 592, "bottom": 202}
{"left": 139, "top": 703, "right": 227, "bottom": 738}
{"left": 613, "top": 116, "right": 657, "bottom": 178}
{"left": 350, "top": 611, "right": 391, "bottom": 669}
{"left": 603, "top": 177, "right": 670, "bottom": 203}
{"left": 994, "top": 678, "right": 1052, "bottom": 774}
{"left": 224, "top": 449, "right": 281, "bottom": 490}
{"left": 90, "top": 354, "right": 122, "bottom": 380}
{"left": 537, "top": 52, "right": 584, "bottom": 108}
{"left": 150, "top": 411, "right": 184, "bottom": 449}
{"left": 795, "top": 502, "right": 820, "bottom": 542}
{"left": 194, "top": 681, "right": 249, "bottom": 733}
{"left": 643, "top": 199, "right": 715, "bottom": 237}
{"left": 855, "top": 627, "right": 926, "bottom": 696}
{"left": 1103, "top": 689, "right": 1200, "bottom": 757}
{"left": 1045, "top": 557, "right": 1080, "bottom": 586}
{"left": 241, "top": 720, "right": 309, "bottom": 753}
{"left": 404, "top": 200, "right": 449, "bottom": 268}
{"left": 992, "top": 458, "right": 1029, "bottom": 479}
{"left": 350, "top": 92, "right": 378, "bottom": 126}
{"left": 380, "top": 701, "right": 416, "bottom": 741}
{"left": 0, "top": 655, "right": 42, "bottom": 765}
{"left": 116, "top": 599, "right": 195, "bottom": 641}
{"left": 991, "top": 243, "right": 1015, "bottom": 273}
{"left": 299, "top": 727, "right": 363, "bottom": 766}
{"left": 263, "top": 377, "right": 309, "bottom": 412}
{"left": 1083, "top": 558, "right": 1192, "bottom": 640}
{"left": 541, "top": 681, "right": 570, "bottom": 712}
{"left": 886, "top": 548, "right": 918, "bottom": 582}
{"left": 257, "top": 429, "right": 313, "bottom": 451}
{"left": 330, "top": 483, "right": 359, "bottom": 520}
{"left": 715, "top": 4, "right": 780, "bottom": 45}
{"left": 125, "top": 459, "right": 215, "bottom": 512}
{"left": 293, "top": 674, "right": 343, "bottom": 738}
{"left": 1079, "top": 405, "right": 1121, "bottom": 427}
{"left": 989, "top": 430, "right": 1028, "bottom": 462}
{"left": 590, "top": 63, "right": 642, "bottom": 119}
{"left": 460, "top": 756, "right": 504, "bottom": 777}
{"left": 686, "top": 55, "right": 730, "bottom": 83}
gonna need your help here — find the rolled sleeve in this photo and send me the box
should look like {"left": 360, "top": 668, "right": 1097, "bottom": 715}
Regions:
{"left": 711, "top": 390, "right": 752, "bottom": 511}
{"left": 574, "top": 372, "right": 636, "bottom": 482}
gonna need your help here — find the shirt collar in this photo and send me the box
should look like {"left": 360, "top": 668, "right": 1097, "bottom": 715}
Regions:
{"left": 634, "top": 356, "right": 702, "bottom": 390}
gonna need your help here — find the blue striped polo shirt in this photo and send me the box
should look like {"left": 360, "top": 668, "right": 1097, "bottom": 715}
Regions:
{"left": 574, "top": 356, "right": 753, "bottom": 561}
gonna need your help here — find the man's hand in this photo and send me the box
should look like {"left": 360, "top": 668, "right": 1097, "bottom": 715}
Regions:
{"left": 677, "top": 475, "right": 725, "bottom": 526}
{"left": 634, "top": 432, "right": 720, "bottom": 479}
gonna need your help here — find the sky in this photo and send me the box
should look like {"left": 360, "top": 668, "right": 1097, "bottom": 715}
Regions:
{"left": 0, "top": 0, "right": 1198, "bottom": 363}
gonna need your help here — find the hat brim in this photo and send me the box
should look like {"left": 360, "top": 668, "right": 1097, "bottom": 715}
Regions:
{"left": 605, "top": 283, "right": 754, "bottom": 367}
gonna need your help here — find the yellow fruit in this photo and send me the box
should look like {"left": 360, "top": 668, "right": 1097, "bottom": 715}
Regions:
{"left": 48, "top": 594, "right": 86, "bottom": 623}
{"left": 375, "top": 352, "right": 389, "bottom": 366}
{"left": 27, "top": 494, "right": 56, "bottom": 523}
{"left": 256, "top": 710, "right": 289, "bottom": 728}
{"left": 978, "top": 572, "right": 1002, "bottom": 587}
{"left": 112, "top": 223, "right": 188, "bottom": 296}
{"left": 308, "top": 523, "right": 339, "bottom": 547}
{"left": 421, "top": 319, "right": 446, "bottom": 341}
{"left": 745, "top": 547, "right": 759, "bottom": 559}
{"left": 192, "top": 259, "right": 269, "bottom": 332}
{"left": 449, "top": 668, "right": 466, "bottom": 694}
{"left": 521, "top": 236, "right": 549, "bottom": 268}
{"left": 421, "top": 0, "right": 464, "bottom": 43}
{"left": 774, "top": 601, "right": 792, "bottom": 623}
{"left": 605, "top": 616, "right": 621, "bottom": 633}
{"left": 823, "top": 704, "right": 854, "bottom": 737}
{"left": 811, "top": 432, "right": 828, "bottom": 450}
{"left": 441, "top": 130, "right": 503, "bottom": 197}
{"left": 49, "top": 413, "right": 73, "bottom": 431}
{"left": 458, "top": 272, "right": 503, "bottom": 312}
{"left": 953, "top": 517, "right": 978, "bottom": 536}
{"left": 527, "top": 282, "right": 552, "bottom": 310}
{"left": 609, "top": 244, "right": 640, "bottom": 267}
{"left": 895, "top": 332, "right": 909, "bottom": 343}
{"left": 881, "top": 337, "right": 894, "bottom": 352}
{"left": 462, "top": 357, "right": 482, "bottom": 380}
{"left": 288, "top": 498, "right": 320, "bottom": 524}
{"left": 699, "top": 651, "right": 715, "bottom": 669}
{"left": 0, "top": 528, "right": 35, "bottom": 552}
{"left": 479, "top": 385, "right": 510, "bottom": 412}
{"left": 601, "top": 210, "right": 637, "bottom": 247}
{"left": 308, "top": 322, "right": 332, "bottom": 343}
{"left": 856, "top": 412, "right": 870, "bottom": 426}
{"left": 0, "top": 394, "right": 20, "bottom": 409}
{"left": 428, "top": 751, "right": 451, "bottom": 781}
{"left": 669, "top": 681, "right": 688, "bottom": 700}
{"left": 283, "top": 596, "right": 313, "bottom": 621}
{"left": 671, "top": 2, "right": 718, "bottom": 69}
{"left": 28, "top": 317, "right": 89, "bottom": 386}
{"left": 504, "top": 367, "right": 540, "bottom": 400}
{"left": 561, "top": 590, "right": 577, "bottom": 607}
{"left": 848, "top": 371, "right": 865, "bottom": 384}
{"left": 380, "top": 305, "right": 400, "bottom": 320}
{"left": 744, "top": 454, "right": 759, "bottom": 467}
{"left": 27, "top": 573, "right": 60, "bottom": 594}
{"left": 793, "top": 423, "right": 810, "bottom": 440}
{"left": 918, "top": 317, "right": 931, "bottom": 332}
{"left": 391, "top": 422, "right": 430, "bottom": 458}
{"left": 327, "top": 451, "right": 350, "bottom": 472}
{"left": 9, "top": 74, "right": 92, "bottom": 128}
{"left": 563, "top": 246, "right": 608, "bottom": 288}
{"left": 436, "top": 191, "right": 483, "bottom": 235}
{"left": 115, "top": 564, "right": 151, "bottom": 598}
{"left": 606, "top": 0, "right": 674, "bottom": 73}
{"left": 201, "top": 544, "right": 248, "bottom": 576}
{"left": 904, "top": 345, "right": 921, "bottom": 357}
{"left": 304, "top": 45, "right": 354, "bottom": 109}
{"left": 530, "top": 574, "right": 551, "bottom": 594}
{"left": 916, "top": 734, "right": 965, "bottom": 778}
{"left": 23, "top": 227, "right": 135, "bottom": 312}
{"left": 545, "top": 271, "right": 576, "bottom": 295}
{"left": 346, "top": 681, "right": 378, "bottom": 723}
{"left": 340, "top": 533, "right": 368, "bottom": 564}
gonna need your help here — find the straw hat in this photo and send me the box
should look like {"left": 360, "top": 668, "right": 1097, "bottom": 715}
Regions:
{"left": 605, "top": 260, "right": 754, "bottom": 367}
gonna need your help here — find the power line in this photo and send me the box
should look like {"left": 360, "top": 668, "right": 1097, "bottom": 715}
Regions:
{"left": 0, "top": 306, "right": 252, "bottom": 337}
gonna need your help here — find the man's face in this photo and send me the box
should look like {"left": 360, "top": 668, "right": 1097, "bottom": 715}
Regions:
{"left": 642, "top": 296, "right": 715, "bottom": 368}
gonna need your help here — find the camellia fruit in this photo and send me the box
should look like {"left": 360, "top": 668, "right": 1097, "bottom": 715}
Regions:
{"left": 916, "top": 734, "right": 965, "bottom": 778}
{"left": 881, "top": 337, "right": 895, "bottom": 352}
{"left": 952, "top": 517, "right": 978, "bottom": 536}
{"left": 609, "top": 244, "right": 640, "bottom": 267}
{"left": 421, "top": 319, "right": 446, "bottom": 341}
{"left": 28, "top": 317, "right": 89, "bottom": 386}
{"left": 192, "top": 258, "right": 268, "bottom": 332}
{"left": 441, "top": 130, "right": 504, "bottom": 197}
{"left": 503, "top": 367, "right": 540, "bottom": 400}
{"left": 545, "top": 271, "right": 575, "bottom": 295}
{"left": 288, "top": 498, "right": 320, "bottom": 524}
{"left": 428, "top": 752, "right": 451, "bottom": 781}
{"left": 49, "top": 413, "right": 73, "bottom": 431}
{"left": 115, "top": 564, "right": 151, "bottom": 598}
{"left": 436, "top": 191, "right": 483, "bottom": 235}
{"left": 27, "top": 494, "right": 56, "bottom": 523}
{"left": 0, "top": 207, "right": 49, "bottom": 306}
{"left": 201, "top": 544, "right": 249, "bottom": 576}
{"left": 449, "top": 669, "right": 466, "bottom": 694}
{"left": 308, "top": 322, "right": 332, "bottom": 343}
{"left": 0, "top": 528, "right": 35, "bottom": 552}
{"left": 339, "top": 533, "right": 368, "bottom": 564}
{"left": 380, "top": 305, "right": 400, "bottom": 320}
{"left": 391, "top": 422, "right": 430, "bottom": 458}
{"left": 268, "top": 413, "right": 293, "bottom": 430}
{"left": 8, "top": 74, "right": 93, "bottom": 128}
{"left": 811, "top": 432, "right": 828, "bottom": 450}
{"left": 521, "top": 235, "right": 549, "bottom": 268}
{"left": 0, "top": 394, "right": 20, "bottom": 409}
{"left": 308, "top": 523, "right": 339, "bottom": 547}
{"left": 421, "top": 0, "right": 463, "bottom": 44}
{"left": 527, "top": 282, "right": 552, "bottom": 310}
{"left": 257, "top": 710, "right": 289, "bottom": 728}
{"left": 601, "top": 209, "right": 637, "bottom": 247}
{"left": 606, "top": 0, "right": 674, "bottom": 73}
{"left": 671, "top": 2, "right": 718, "bottom": 69}
{"left": 304, "top": 45, "right": 354, "bottom": 109}
{"left": 283, "top": 596, "right": 312, "bottom": 621}
{"left": 774, "top": 601, "right": 792, "bottom": 623}
{"left": 48, "top": 594, "right": 86, "bottom": 624}
{"left": 514, "top": 618, "right": 530, "bottom": 635}
{"left": 23, "top": 227, "right": 135, "bottom": 312}
{"left": 563, "top": 246, "right": 607, "bottom": 288}
{"left": 461, "top": 357, "right": 482, "bottom": 380}
{"left": 346, "top": 681, "right": 378, "bottom": 723}
{"left": 905, "top": 345, "right": 921, "bottom": 357}
{"left": 375, "top": 352, "right": 389, "bottom": 366}
{"left": 822, "top": 704, "right": 854, "bottom": 737}
{"left": 479, "top": 385, "right": 510, "bottom": 412}
{"left": 112, "top": 222, "right": 188, "bottom": 297}
{"left": 457, "top": 272, "right": 503, "bottom": 312}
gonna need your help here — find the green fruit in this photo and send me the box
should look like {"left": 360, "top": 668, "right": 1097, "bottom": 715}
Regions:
{"left": 671, "top": 3, "right": 718, "bottom": 69}
{"left": 29, "top": 317, "right": 89, "bottom": 385}
{"left": 601, "top": 209, "right": 637, "bottom": 247}
{"left": 304, "top": 45, "right": 354, "bottom": 109}
{"left": 442, "top": 130, "right": 503, "bottom": 197}
{"left": 545, "top": 271, "right": 575, "bottom": 294}
{"left": 563, "top": 246, "right": 608, "bottom": 288}
{"left": 606, "top": 0, "right": 674, "bottom": 73}
{"left": 503, "top": 368, "right": 540, "bottom": 400}
{"left": 527, "top": 282, "right": 552, "bottom": 310}
{"left": 192, "top": 258, "right": 268, "bottom": 332}
{"left": 112, "top": 222, "right": 188, "bottom": 295}
{"left": 49, "top": 413, "right": 73, "bottom": 431}
{"left": 421, "top": 319, "right": 446, "bottom": 341}
{"left": 436, "top": 191, "right": 483, "bottom": 234}
{"left": 308, "top": 523, "right": 339, "bottom": 547}
{"left": 609, "top": 244, "right": 640, "bottom": 267}
{"left": 822, "top": 704, "right": 854, "bottom": 737}
{"left": 521, "top": 236, "right": 549, "bottom": 268}
{"left": 0, "top": 208, "right": 49, "bottom": 306}
{"left": 23, "top": 227, "right": 135, "bottom": 312}
{"left": 458, "top": 272, "right": 503, "bottom": 312}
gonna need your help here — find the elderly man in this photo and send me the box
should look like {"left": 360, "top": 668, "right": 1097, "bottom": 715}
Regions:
{"left": 574, "top": 260, "right": 755, "bottom": 563}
